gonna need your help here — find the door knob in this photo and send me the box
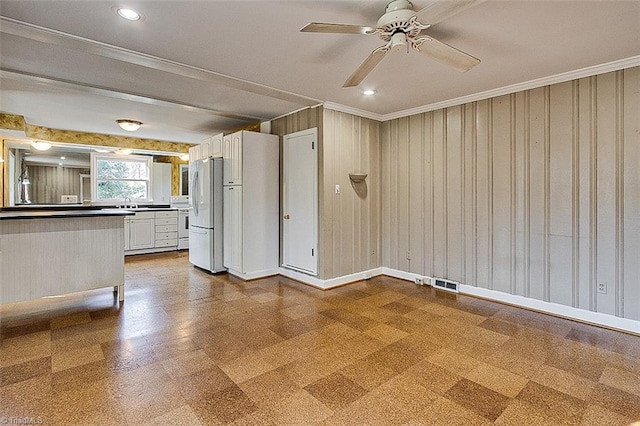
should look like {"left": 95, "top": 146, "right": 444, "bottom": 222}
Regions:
{"left": 284, "top": 214, "right": 290, "bottom": 220}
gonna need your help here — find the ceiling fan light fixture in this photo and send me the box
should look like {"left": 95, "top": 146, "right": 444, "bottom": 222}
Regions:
{"left": 116, "top": 119, "right": 142, "bottom": 132}
{"left": 31, "top": 141, "right": 52, "bottom": 151}
{"left": 391, "top": 32, "right": 407, "bottom": 50}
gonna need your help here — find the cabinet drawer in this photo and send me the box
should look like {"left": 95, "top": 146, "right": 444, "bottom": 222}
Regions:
{"left": 155, "top": 224, "right": 177, "bottom": 233}
{"left": 155, "top": 232, "right": 177, "bottom": 241}
{"left": 155, "top": 218, "right": 177, "bottom": 226}
{"left": 155, "top": 211, "right": 177, "bottom": 219}
{"left": 155, "top": 238, "right": 177, "bottom": 247}
{"left": 132, "top": 211, "right": 155, "bottom": 220}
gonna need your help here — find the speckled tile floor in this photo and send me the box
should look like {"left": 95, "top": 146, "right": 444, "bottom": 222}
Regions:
{"left": 2, "top": 251, "right": 640, "bottom": 425}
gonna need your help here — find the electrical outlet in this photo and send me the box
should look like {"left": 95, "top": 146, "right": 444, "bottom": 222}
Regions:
{"left": 597, "top": 282, "right": 607, "bottom": 294}
{"left": 414, "top": 277, "right": 423, "bottom": 285}
{"left": 364, "top": 272, "right": 372, "bottom": 280}
{"left": 406, "top": 251, "right": 411, "bottom": 260}
{"left": 335, "top": 184, "right": 340, "bottom": 194}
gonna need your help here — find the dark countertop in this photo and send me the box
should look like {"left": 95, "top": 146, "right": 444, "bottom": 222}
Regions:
{"left": 0, "top": 208, "right": 135, "bottom": 220}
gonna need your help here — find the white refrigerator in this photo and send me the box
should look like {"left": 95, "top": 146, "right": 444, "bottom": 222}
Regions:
{"left": 188, "top": 157, "right": 225, "bottom": 273}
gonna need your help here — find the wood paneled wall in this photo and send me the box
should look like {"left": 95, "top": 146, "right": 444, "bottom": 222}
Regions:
{"left": 28, "top": 165, "right": 87, "bottom": 204}
{"left": 271, "top": 106, "right": 381, "bottom": 280}
{"left": 322, "top": 109, "right": 380, "bottom": 279}
{"left": 381, "top": 67, "right": 640, "bottom": 320}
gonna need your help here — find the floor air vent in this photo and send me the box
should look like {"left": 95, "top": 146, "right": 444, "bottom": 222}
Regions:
{"left": 433, "top": 278, "right": 459, "bottom": 294}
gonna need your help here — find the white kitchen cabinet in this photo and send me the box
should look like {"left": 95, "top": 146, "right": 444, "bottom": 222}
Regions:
{"left": 154, "top": 210, "right": 178, "bottom": 248}
{"left": 223, "top": 185, "right": 243, "bottom": 272}
{"left": 152, "top": 162, "right": 172, "bottom": 205}
{"left": 202, "top": 133, "right": 223, "bottom": 159}
{"left": 222, "top": 130, "right": 279, "bottom": 280}
{"left": 124, "top": 210, "right": 177, "bottom": 254}
{"left": 222, "top": 133, "right": 243, "bottom": 186}
{"left": 189, "top": 144, "right": 201, "bottom": 163}
{"left": 128, "top": 212, "right": 155, "bottom": 250}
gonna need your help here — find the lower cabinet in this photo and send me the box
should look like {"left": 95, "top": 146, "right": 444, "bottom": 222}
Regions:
{"left": 154, "top": 210, "right": 178, "bottom": 248}
{"left": 127, "top": 212, "right": 155, "bottom": 251}
{"left": 124, "top": 210, "right": 178, "bottom": 255}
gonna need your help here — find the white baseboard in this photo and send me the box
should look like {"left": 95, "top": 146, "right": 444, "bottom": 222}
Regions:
{"left": 459, "top": 284, "right": 640, "bottom": 335}
{"left": 381, "top": 267, "right": 639, "bottom": 335}
{"left": 381, "top": 268, "right": 428, "bottom": 285}
{"left": 227, "top": 268, "right": 280, "bottom": 281}
{"left": 278, "top": 267, "right": 383, "bottom": 289}
{"left": 273, "top": 266, "right": 640, "bottom": 334}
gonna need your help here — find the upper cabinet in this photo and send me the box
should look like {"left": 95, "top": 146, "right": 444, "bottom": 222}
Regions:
{"left": 202, "top": 133, "right": 223, "bottom": 159}
{"left": 188, "top": 144, "right": 201, "bottom": 164}
{"left": 190, "top": 133, "right": 223, "bottom": 163}
{"left": 223, "top": 133, "right": 243, "bottom": 186}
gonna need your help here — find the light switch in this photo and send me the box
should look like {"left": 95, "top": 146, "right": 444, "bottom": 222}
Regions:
{"left": 335, "top": 184, "right": 340, "bottom": 194}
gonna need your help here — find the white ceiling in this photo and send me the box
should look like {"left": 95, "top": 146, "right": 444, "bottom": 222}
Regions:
{"left": 0, "top": 0, "right": 638, "bottom": 145}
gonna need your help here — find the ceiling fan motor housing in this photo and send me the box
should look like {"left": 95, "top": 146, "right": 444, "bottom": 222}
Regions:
{"left": 377, "top": 0, "right": 423, "bottom": 41}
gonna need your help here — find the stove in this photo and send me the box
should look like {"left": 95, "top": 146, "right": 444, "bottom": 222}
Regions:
{"left": 170, "top": 196, "right": 190, "bottom": 250}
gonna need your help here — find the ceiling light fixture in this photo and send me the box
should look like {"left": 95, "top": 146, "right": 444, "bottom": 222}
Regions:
{"left": 116, "top": 7, "right": 141, "bottom": 21}
{"left": 115, "top": 148, "right": 133, "bottom": 155}
{"left": 31, "top": 141, "right": 52, "bottom": 151}
{"left": 116, "top": 119, "right": 142, "bottom": 132}
{"left": 363, "top": 89, "right": 377, "bottom": 96}
{"left": 179, "top": 154, "right": 189, "bottom": 162}
{"left": 60, "top": 156, "right": 66, "bottom": 160}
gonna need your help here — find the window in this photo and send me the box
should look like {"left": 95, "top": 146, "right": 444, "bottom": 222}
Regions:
{"left": 180, "top": 164, "right": 189, "bottom": 195}
{"left": 91, "top": 152, "right": 152, "bottom": 203}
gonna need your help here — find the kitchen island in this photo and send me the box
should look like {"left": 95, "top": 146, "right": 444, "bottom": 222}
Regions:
{"left": 0, "top": 207, "right": 133, "bottom": 304}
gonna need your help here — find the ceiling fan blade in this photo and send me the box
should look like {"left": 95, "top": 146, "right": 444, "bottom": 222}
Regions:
{"left": 414, "top": 0, "right": 486, "bottom": 25}
{"left": 343, "top": 45, "right": 390, "bottom": 87}
{"left": 300, "top": 22, "right": 373, "bottom": 35}
{"left": 414, "top": 36, "right": 480, "bottom": 72}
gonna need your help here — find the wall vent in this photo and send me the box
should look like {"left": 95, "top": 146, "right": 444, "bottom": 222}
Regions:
{"left": 433, "top": 278, "right": 459, "bottom": 294}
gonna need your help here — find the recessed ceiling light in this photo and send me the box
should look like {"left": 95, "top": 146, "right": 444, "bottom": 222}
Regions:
{"left": 116, "top": 7, "right": 141, "bottom": 21}
{"left": 60, "top": 156, "right": 66, "bottom": 160}
{"left": 363, "top": 90, "right": 377, "bottom": 96}
{"left": 58, "top": 162, "right": 63, "bottom": 166}
{"left": 116, "top": 119, "right": 142, "bottom": 131}
{"left": 31, "top": 141, "right": 52, "bottom": 151}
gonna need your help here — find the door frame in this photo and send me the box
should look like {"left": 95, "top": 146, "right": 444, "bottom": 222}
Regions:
{"left": 282, "top": 127, "right": 318, "bottom": 275}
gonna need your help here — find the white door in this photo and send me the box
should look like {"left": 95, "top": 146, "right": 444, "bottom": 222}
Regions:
{"left": 283, "top": 128, "right": 318, "bottom": 275}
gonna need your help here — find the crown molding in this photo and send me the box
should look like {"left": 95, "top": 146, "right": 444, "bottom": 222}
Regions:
{"left": 322, "top": 102, "right": 384, "bottom": 122}
{"left": 383, "top": 55, "right": 640, "bottom": 121}
{"left": 323, "top": 55, "right": 640, "bottom": 123}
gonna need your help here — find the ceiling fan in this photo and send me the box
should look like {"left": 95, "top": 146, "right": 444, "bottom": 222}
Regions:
{"left": 301, "top": 0, "right": 484, "bottom": 87}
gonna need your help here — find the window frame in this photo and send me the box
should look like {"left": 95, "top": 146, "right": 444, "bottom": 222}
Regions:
{"left": 90, "top": 152, "right": 153, "bottom": 204}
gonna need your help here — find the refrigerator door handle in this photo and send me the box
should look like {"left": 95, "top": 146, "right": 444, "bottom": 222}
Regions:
{"left": 192, "top": 170, "right": 199, "bottom": 217}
